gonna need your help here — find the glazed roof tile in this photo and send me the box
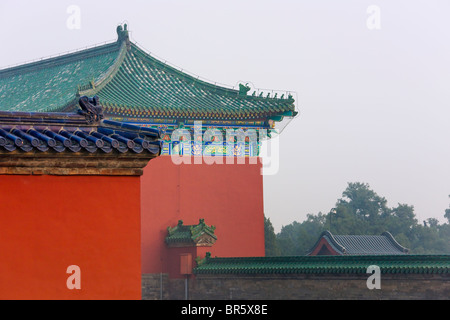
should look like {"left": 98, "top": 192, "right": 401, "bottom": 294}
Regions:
{"left": 0, "top": 44, "right": 119, "bottom": 113}
{"left": 194, "top": 254, "right": 450, "bottom": 275}
{"left": 0, "top": 102, "right": 161, "bottom": 156}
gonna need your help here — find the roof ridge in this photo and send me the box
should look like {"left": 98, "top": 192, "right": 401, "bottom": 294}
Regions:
{"left": 130, "top": 43, "right": 239, "bottom": 96}
{"left": 382, "top": 231, "right": 410, "bottom": 254}
{"left": 77, "top": 41, "right": 129, "bottom": 97}
{"left": 322, "top": 231, "right": 347, "bottom": 254}
{"left": 0, "top": 41, "right": 121, "bottom": 78}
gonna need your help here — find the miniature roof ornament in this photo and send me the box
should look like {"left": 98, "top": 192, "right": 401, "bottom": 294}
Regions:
{"left": 117, "top": 24, "right": 129, "bottom": 41}
{"left": 78, "top": 95, "right": 104, "bottom": 124}
{"left": 116, "top": 24, "right": 131, "bottom": 51}
{"left": 239, "top": 83, "right": 251, "bottom": 96}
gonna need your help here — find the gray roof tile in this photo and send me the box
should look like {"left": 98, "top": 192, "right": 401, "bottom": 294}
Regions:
{"left": 309, "top": 231, "right": 409, "bottom": 255}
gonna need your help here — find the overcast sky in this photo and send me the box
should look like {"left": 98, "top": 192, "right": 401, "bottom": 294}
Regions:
{"left": 1, "top": 0, "right": 449, "bottom": 232}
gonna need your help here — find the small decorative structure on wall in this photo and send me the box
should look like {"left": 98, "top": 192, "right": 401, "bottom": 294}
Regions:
{"left": 165, "top": 219, "right": 217, "bottom": 248}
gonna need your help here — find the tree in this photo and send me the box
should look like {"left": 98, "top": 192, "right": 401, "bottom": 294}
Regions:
{"left": 272, "top": 183, "right": 450, "bottom": 255}
{"left": 264, "top": 216, "right": 280, "bottom": 256}
{"left": 445, "top": 195, "right": 450, "bottom": 224}
{"left": 438, "top": 196, "right": 450, "bottom": 253}
{"left": 277, "top": 213, "right": 327, "bottom": 256}
{"left": 390, "top": 203, "right": 417, "bottom": 233}
{"left": 331, "top": 182, "right": 390, "bottom": 235}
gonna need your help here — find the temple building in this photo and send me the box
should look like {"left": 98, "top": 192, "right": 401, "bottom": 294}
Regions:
{"left": 2, "top": 25, "right": 449, "bottom": 301}
{"left": 0, "top": 23, "right": 298, "bottom": 295}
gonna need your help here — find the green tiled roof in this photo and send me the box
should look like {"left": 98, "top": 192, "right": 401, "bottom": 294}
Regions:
{"left": 0, "top": 43, "right": 121, "bottom": 113}
{"left": 0, "top": 25, "right": 297, "bottom": 123}
{"left": 166, "top": 219, "right": 217, "bottom": 246}
{"left": 194, "top": 254, "right": 450, "bottom": 275}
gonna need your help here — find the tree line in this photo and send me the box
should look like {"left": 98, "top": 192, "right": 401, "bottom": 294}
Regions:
{"left": 265, "top": 182, "right": 450, "bottom": 256}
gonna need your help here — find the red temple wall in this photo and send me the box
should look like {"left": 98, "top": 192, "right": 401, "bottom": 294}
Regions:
{"left": 164, "top": 246, "right": 210, "bottom": 279}
{"left": 141, "top": 156, "right": 266, "bottom": 278}
{"left": 0, "top": 175, "right": 141, "bottom": 300}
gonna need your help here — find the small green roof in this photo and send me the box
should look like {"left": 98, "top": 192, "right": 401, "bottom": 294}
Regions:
{"left": 194, "top": 254, "right": 450, "bottom": 275}
{"left": 0, "top": 24, "right": 297, "bottom": 124}
{"left": 166, "top": 219, "right": 217, "bottom": 247}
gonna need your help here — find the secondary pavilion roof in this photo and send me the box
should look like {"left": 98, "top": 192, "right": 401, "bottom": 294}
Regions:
{"left": 307, "top": 231, "right": 410, "bottom": 256}
{"left": 0, "top": 24, "right": 297, "bottom": 127}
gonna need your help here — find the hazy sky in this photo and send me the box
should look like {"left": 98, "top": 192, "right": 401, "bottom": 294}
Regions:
{"left": 1, "top": 0, "right": 449, "bottom": 232}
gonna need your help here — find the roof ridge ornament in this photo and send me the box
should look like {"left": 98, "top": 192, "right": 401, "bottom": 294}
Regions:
{"left": 78, "top": 96, "right": 104, "bottom": 124}
{"left": 239, "top": 83, "right": 251, "bottom": 96}
{"left": 116, "top": 24, "right": 131, "bottom": 49}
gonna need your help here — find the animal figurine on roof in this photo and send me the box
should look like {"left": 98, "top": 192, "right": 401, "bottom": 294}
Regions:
{"left": 78, "top": 95, "right": 104, "bottom": 124}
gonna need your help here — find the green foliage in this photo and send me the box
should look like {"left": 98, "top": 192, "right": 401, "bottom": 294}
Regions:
{"left": 276, "top": 213, "right": 327, "bottom": 256}
{"left": 268, "top": 183, "right": 450, "bottom": 256}
{"left": 445, "top": 195, "right": 450, "bottom": 224}
{"left": 264, "top": 216, "right": 281, "bottom": 256}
